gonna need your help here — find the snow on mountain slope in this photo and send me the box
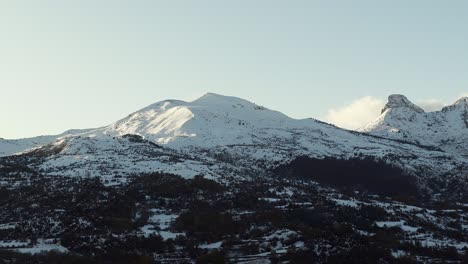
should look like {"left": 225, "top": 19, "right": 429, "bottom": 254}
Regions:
{"left": 0, "top": 136, "right": 57, "bottom": 157}
{"left": 12, "top": 93, "right": 462, "bottom": 194}
{"left": 94, "top": 93, "right": 296, "bottom": 148}
{"left": 0, "top": 129, "right": 94, "bottom": 157}
{"left": 360, "top": 94, "right": 468, "bottom": 157}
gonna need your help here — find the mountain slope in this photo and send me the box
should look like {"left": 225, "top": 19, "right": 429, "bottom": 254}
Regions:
{"left": 96, "top": 93, "right": 300, "bottom": 148}
{"left": 0, "top": 129, "right": 94, "bottom": 157}
{"left": 360, "top": 94, "right": 468, "bottom": 157}
{"left": 1, "top": 93, "right": 460, "bottom": 199}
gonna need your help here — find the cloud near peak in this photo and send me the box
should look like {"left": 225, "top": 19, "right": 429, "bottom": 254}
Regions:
{"left": 324, "top": 94, "right": 465, "bottom": 130}
{"left": 416, "top": 99, "right": 445, "bottom": 112}
{"left": 324, "top": 96, "right": 385, "bottom": 130}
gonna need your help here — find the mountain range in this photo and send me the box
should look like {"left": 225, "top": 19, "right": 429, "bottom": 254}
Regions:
{"left": 1, "top": 93, "right": 467, "bottom": 263}
{"left": 0, "top": 93, "right": 466, "bottom": 197}
{"left": 360, "top": 94, "right": 468, "bottom": 158}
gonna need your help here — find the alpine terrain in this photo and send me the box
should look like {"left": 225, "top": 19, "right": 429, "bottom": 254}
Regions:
{"left": 0, "top": 93, "right": 467, "bottom": 263}
{"left": 360, "top": 94, "right": 468, "bottom": 158}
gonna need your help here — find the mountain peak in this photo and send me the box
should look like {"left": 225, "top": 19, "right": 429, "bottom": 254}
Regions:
{"left": 452, "top": 96, "right": 468, "bottom": 106}
{"left": 441, "top": 96, "right": 468, "bottom": 112}
{"left": 192, "top": 92, "right": 254, "bottom": 106}
{"left": 381, "top": 94, "right": 424, "bottom": 114}
{"left": 362, "top": 94, "right": 467, "bottom": 157}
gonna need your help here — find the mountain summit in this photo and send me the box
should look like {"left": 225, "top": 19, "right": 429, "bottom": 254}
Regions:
{"left": 452, "top": 96, "right": 468, "bottom": 106}
{"left": 381, "top": 94, "right": 425, "bottom": 114}
{"left": 442, "top": 96, "right": 468, "bottom": 113}
{"left": 98, "top": 93, "right": 292, "bottom": 147}
{"left": 361, "top": 95, "right": 468, "bottom": 156}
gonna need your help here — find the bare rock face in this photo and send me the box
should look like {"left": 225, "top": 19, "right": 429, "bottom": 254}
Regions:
{"left": 381, "top": 94, "right": 425, "bottom": 114}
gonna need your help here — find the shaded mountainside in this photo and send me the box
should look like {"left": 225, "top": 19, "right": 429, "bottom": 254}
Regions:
{"left": 273, "top": 156, "right": 419, "bottom": 197}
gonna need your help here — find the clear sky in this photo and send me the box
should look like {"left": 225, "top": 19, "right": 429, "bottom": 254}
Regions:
{"left": 1, "top": 1, "right": 467, "bottom": 138}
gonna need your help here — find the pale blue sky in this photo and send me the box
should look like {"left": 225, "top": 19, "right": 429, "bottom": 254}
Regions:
{"left": 1, "top": 1, "right": 467, "bottom": 138}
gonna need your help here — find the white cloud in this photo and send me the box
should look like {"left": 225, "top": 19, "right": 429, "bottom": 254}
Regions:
{"left": 324, "top": 93, "right": 467, "bottom": 130}
{"left": 416, "top": 99, "right": 445, "bottom": 112}
{"left": 416, "top": 93, "right": 467, "bottom": 111}
{"left": 324, "top": 96, "right": 385, "bottom": 130}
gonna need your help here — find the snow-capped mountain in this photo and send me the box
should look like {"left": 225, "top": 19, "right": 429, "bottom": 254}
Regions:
{"left": 98, "top": 93, "right": 295, "bottom": 147}
{"left": 0, "top": 129, "right": 94, "bottom": 157}
{"left": 0, "top": 136, "right": 57, "bottom": 157}
{"left": 1, "top": 93, "right": 464, "bottom": 196}
{"left": 1, "top": 93, "right": 467, "bottom": 263}
{"left": 360, "top": 94, "right": 468, "bottom": 157}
